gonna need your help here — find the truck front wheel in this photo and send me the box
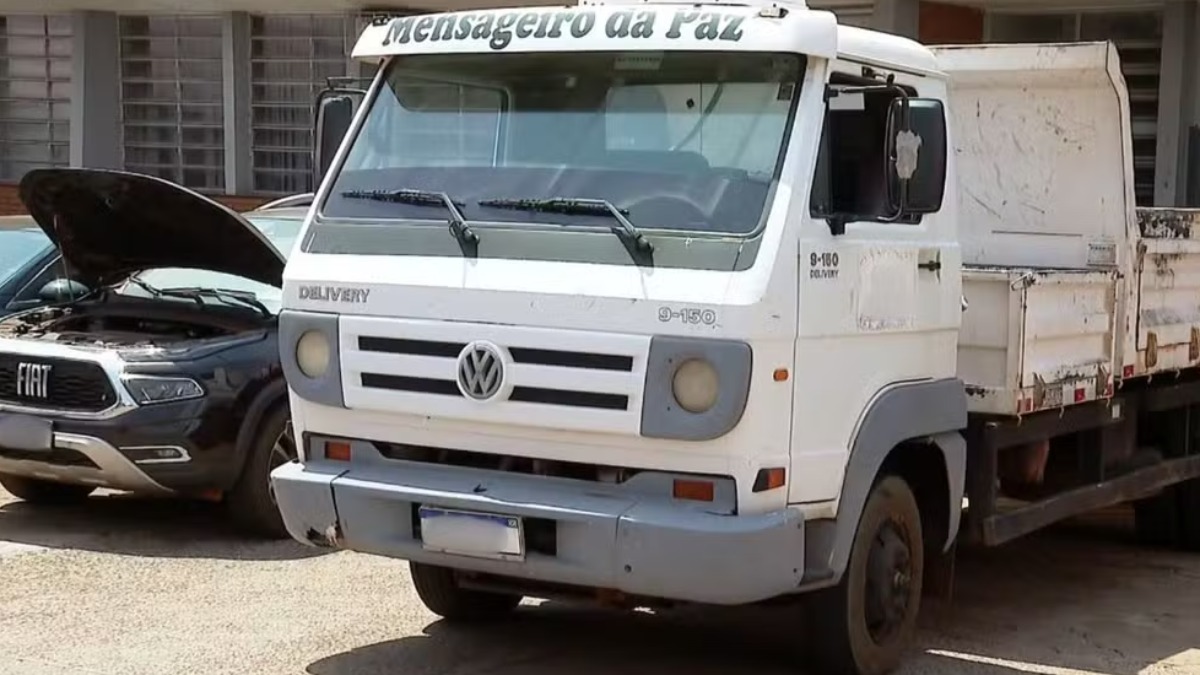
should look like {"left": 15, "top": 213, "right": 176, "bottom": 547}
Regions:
{"left": 808, "top": 475, "right": 925, "bottom": 675}
{"left": 410, "top": 562, "right": 521, "bottom": 622}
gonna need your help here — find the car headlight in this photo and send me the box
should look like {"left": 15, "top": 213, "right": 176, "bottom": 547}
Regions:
{"left": 296, "top": 330, "right": 331, "bottom": 379}
{"left": 672, "top": 358, "right": 719, "bottom": 413}
{"left": 123, "top": 376, "right": 205, "bottom": 405}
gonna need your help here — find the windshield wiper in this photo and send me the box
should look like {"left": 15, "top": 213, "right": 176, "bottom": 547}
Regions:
{"left": 126, "top": 277, "right": 270, "bottom": 318}
{"left": 168, "top": 287, "right": 272, "bottom": 318}
{"left": 478, "top": 197, "right": 653, "bottom": 264}
{"left": 342, "top": 188, "right": 479, "bottom": 254}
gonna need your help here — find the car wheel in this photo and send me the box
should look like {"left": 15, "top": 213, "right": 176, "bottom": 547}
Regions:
{"left": 226, "top": 404, "right": 295, "bottom": 539}
{"left": 0, "top": 475, "right": 94, "bottom": 504}
{"left": 807, "top": 475, "right": 924, "bottom": 675}
{"left": 410, "top": 562, "right": 521, "bottom": 622}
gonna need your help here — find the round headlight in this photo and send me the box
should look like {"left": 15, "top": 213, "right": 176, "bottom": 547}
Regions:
{"left": 672, "top": 359, "right": 719, "bottom": 413}
{"left": 296, "top": 330, "right": 331, "bottom": 379}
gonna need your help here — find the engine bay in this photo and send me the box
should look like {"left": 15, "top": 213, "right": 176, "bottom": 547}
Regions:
{"left": 0, "top": 295, "right": 270, "bottom": 349}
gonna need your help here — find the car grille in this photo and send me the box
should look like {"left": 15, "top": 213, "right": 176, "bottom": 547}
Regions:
{"left": 0, "top": 354, "right": 117, "bottom": 412}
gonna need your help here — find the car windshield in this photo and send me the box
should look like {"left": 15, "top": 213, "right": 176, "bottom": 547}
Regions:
{"left": 322, "top": 50, "right": 803, "bottom": 240}
{"left": 119, "top": 215, "right": 303, "bottom": 315}
{"left": 0, "top": 227, "right": 50, "bottom": 287}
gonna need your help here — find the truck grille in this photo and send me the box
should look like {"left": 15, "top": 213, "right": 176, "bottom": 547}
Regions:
{"left": 0, "top": 354, "right": 117, "bottom": 412}
{"left": 357, "top": 337, "right": 633, "bottom": 410}
{"left": 339, "top": 317, "right": 650, "bottom": 435}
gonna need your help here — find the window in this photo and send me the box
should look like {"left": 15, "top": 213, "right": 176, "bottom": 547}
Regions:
{"left": 249, "top": 13, "right": 365, "bottom": 195}
{"left": 0, "top": 227, "right": 51, "bottom": 287}
{"left": 11, "top": 257, "right": 65, "bottom": 307}
{"left": 363, "top": 80, "right": 503, "bottom": 167}
{"left": 810, "top": 75, "right": 911, "bottom": 223}
{"left": 0, "top": 15, "right": 71, "bottom": 181}
{"left": 604, "top": 82, "right": 793, "bottom": 177}
{"left": 328, "top": 51, "right": 803, "bottom": 238}
{"left": 119, "top": 15, "right": 225, "bottom": 192}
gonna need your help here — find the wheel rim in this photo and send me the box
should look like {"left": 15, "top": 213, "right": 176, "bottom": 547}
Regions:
{"left": 864, "top": 518, "right": 914, "bottom": 644}
{"left": 267, "top": 420, "right": 297, "bottom": 506}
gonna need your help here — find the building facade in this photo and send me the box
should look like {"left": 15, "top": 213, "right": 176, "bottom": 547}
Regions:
{"left": 0, "top": 0, "right": 1190, "bottom": 212}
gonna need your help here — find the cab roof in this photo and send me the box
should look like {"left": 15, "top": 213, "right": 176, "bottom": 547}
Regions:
{"left": 836, "top": 24, "right": 941, "bottom": 75}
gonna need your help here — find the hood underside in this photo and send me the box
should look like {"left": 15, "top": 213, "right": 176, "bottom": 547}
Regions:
{"left": 19, "top": 168, "right": 286, "bottom": 289}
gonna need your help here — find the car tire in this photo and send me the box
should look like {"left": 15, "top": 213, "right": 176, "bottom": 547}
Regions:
{"left": 226, "top": 403, "right": 294, "bottom": 539}
{"left": 410, "top": 562, "right": 521, "bottom": 622}
{"left": 0, "top": 475, "right": 94, "bottom": 504}
{"left": 807, "top": 475, "right": 924, "bottom": 675}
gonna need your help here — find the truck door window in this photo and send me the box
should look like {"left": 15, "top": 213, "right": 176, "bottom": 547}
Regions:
{"left": 809, "top": 74, "right": 915, "bottom": 224}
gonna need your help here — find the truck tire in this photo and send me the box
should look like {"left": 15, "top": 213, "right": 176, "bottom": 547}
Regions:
{"left": 409, "top": 562, "right": 521, "bottom": 622}
{"left": 225, "top": 404, "right": 294, "bottom": 539}
{"left": 0, "top": 475, "right": 94, "bottom": 504}
{"left": 808, "top": 476, "right": 924, "bottom": 675}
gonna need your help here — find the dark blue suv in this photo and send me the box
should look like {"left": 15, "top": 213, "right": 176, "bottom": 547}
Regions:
{"left": 0, "top": 217, "right": 60, "bottom": 317}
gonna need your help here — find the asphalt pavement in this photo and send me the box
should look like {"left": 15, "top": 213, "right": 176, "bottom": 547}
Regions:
{"left": 0, "top": 489, "right": 1197, "bottom": 675}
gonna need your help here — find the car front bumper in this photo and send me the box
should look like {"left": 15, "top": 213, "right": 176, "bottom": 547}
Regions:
{"left": 0, "top": 398, "right": 238, "bottom": 494}
{"left": 272, "top": 453, "right": 807, "bottom": 606}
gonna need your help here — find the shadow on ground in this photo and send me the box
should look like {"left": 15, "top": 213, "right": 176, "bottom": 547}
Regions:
{"left": 305, "top": 604, "right": 1056, "bottom": 675}
{"left": 309, "top": 510, "right": 1199, "bottom": 675}
{"left": 0, "top": 491, "right": 326, "bottom": 561}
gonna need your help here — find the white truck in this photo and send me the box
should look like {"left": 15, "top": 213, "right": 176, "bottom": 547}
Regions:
{"left": 270, "top": 2, "right": 1200, "bottom": 673}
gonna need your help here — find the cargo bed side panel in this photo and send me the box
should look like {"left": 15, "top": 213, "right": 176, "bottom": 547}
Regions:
{"left": 960, "top": 268, "right": 1117, "bottom": 416}
{"left": 1134, "top": 210, "right": 1200, "bottom": 374}
{"left": 1020, "top": 272, "right": 1116, "bottom": 412}
{"left": 959, "top": 269, "right": 1021, "bottom": 414}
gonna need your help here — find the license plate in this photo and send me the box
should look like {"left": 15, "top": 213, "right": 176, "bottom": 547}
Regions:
{"left": 418, "top": 506, "right": 524, "bottom": 561}
{"left": 0, "top": 414, "right": 52, "bottom": 453}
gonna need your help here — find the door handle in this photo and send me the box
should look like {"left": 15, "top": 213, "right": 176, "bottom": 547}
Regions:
{"left": 918, "top": 260, "right": 942, "bottom": 272}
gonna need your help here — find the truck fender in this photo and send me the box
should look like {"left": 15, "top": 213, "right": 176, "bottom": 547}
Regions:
{"left": 822, "top": 378, "right": 967, "bottom": 583}
{"left": 231, "top": 377, "right": 290, "bottom": 479}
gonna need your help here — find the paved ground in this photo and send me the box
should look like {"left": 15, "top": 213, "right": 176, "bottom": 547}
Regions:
{"left": 0, "top": 489, "right": 1197, "bottom": 675}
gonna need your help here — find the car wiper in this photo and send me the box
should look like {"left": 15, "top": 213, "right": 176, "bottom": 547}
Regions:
{"left": 478, "top": 197, "right": 653, "bottom": 264}
{"left": 126, "top": 277, "right": 270, "bottom": 318}
{"left": 167, "top": 287, "right": 272, "bottom": 318}
{"left": 342, "top": 188, "right": 479, "bottom": 253}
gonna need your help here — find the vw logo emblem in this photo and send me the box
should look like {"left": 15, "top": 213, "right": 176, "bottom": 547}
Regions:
{"left": 456, "top": 341, "right": 505, "bottom": 401}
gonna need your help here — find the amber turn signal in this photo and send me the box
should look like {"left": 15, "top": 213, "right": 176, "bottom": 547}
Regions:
{"left": 324, "top": 440, "right": 352, "bottom": 462}
{"left": 752, "top": 467, "right": 786, "bottom": 492}
{"left": 672, "top": 479, "right": 715, "bottom": 502}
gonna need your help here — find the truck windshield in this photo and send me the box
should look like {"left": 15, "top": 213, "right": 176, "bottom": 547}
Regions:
{"left": 322, "top": 51, "right": 803, "bottom": 239}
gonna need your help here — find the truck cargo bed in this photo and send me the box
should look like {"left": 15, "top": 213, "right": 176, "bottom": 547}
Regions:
{"left": 960, "top": 266, "right": 1118, "bottom": 416}
{"left": 1130, "top": 209, "right": 1200, "bottom": 377}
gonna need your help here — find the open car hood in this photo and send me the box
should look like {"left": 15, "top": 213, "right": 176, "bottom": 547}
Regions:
{"left": 18, "top": 168, "right": 286, "bottom": 289}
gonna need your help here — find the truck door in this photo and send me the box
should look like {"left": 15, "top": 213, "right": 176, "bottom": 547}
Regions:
{"left": 788, "top": 65, "right": 962, "bottom": 505}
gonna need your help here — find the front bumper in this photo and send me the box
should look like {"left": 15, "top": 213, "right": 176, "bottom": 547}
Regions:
{"left": 0, "top": 398, "right": 237, "bottom": 494}
{"left": 272, "top": 458, "right": 807, "bottom": 606}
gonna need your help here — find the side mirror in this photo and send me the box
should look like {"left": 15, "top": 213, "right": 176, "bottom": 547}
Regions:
{"left": 39, "top": 278, "right": 90, "bottom": 303}
{"left": 885, "top": 97, "right": 948, "bottom": 215}
{"left": 313, "top": 90, "right": 364, "bottom": 189}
